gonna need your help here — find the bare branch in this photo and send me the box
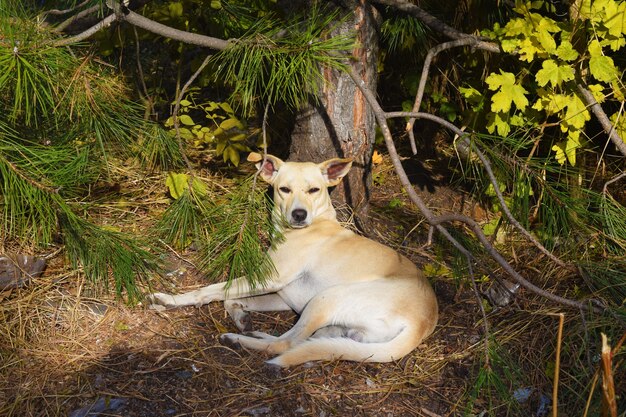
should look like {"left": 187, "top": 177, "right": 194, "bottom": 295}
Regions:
{"left": 53, "top": 4, "right": 100, "bottom": 33}
{"left": 53, "top": 2, "right": 230, "bottom": 50}
{"left": 347, "top": 67, "right": 602, "bottom": 313}
{"left": 172, "top": 54, "right": 213, "bottom": 174}
{"left": 53, "top": 13, "right": 118, "bottom": 47}
{"left": 389, "top": 110, "right": 570, "bottom": 269}
{"left": 40, "top": 0, "right": 91, "bottom": 16}
{"left": 123, "top": 9, "right": 230, "bottom": 50}
{"left": 406, "top": 38, "right": 479, "bottom": 154}
{"left": 577, "top": 84, "right": 626, "bottom": 158}
{"left": 371, "top": 0, "right": 500, "bottom": 52}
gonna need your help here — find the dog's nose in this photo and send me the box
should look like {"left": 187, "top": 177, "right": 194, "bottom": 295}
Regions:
{"left": 291, "top": 209, "right": 307, "bottom": 223}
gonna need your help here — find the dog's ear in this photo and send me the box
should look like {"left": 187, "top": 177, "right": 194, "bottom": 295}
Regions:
{"left": 319, "top": 158, "right": 353, "bottom": 187}
{"left": 255, "top": 154, "right": 284, "bottom": 184}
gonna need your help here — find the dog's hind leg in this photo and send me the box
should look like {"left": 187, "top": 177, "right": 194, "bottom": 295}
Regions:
{"left": 224, "top": 294, "right": 292, "bottom": 332}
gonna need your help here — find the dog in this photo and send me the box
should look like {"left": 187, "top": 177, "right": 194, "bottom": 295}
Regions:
{"left": 150, "top": 155, "right": 438, "bottom": 367}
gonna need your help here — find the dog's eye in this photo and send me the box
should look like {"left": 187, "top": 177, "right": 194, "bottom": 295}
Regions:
{"left": 279, "top": 187, "right": 291, "bottom": 194}
{"left": 308, "top": 187, "right": 320, "bottom": 194}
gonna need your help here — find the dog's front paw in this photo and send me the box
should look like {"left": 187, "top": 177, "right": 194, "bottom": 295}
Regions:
{"left": 147, "top": 292, "right": 178, "bottom": 310}
{"left": 219, "top": 333, "right": 242, "bottom": 350}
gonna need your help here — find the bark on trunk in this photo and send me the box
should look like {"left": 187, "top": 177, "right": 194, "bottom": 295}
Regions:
{"left": 286, "top": 0, "right": 379, "bottom": 226}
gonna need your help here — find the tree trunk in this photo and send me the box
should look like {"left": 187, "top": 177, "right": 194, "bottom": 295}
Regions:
{"left": 286, "top": 0, "right": 379, "bottom": 227}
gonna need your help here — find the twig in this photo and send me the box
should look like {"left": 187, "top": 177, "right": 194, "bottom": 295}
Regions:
{"left": 549, "top": 312, "right": 565, "bottom": 417}
{"left": 53, "top": 13, "right": 118, "bottom": 47}
{"left": 467, "top": 258, "right": 491, "bottom": 368}
{"left": 577, "top": 85, "right": 626, "bottom": 158}
{"left": 600, "top": 333, "right": 618, "bottom": 417}
{"left": 429, "top": 214, "right": 599, "bottom": 311}
{"left": 406, "top": 38, "right": 479, "bottom": 154}
{"left": 171, "top": 54, "right": 212, "bottom": 174}
{"left": 602, "top": 171, "right": 626, "bottom": 195}
{"left": 582, "top": 370, "right": 600, "bottom": 417}
{"left": 53, "top": 2, "right": 231, "bottom": 50}
{"left": 371, "top": 0, "right": 499, "bottom": 52}
{"left": 53, "top": 4, "right": 100, "bottom": 33}
{"left": 40, "top": 0, "right": 91, "bottom": 17}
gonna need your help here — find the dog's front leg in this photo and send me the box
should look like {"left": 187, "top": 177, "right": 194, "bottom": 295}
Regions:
{"left": 150, "top": 277, "right": 277, "bottom": 308}
{"left": 224, "top": 294, "right": 292, "bottom": 332}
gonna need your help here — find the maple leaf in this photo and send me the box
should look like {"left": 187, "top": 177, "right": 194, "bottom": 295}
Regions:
{"left": 555, "top": 40, "right": 579, "bottom": 61}
{"left": 517, "top": 37, "right": 541, "bottom": 62}
{"left": 590, "top": 55, "right": 618, "bottom": 82}
{"left": 603, "top": 0, "right": 623, "bottom": 37}
{"left": 588, "top": 40, "right": 619, "bottom": 82}
{"left": 535, "top": 59, "right": 575, "bottom": 87}
{"left": 486, "top": 71, "right": 529, "bottom": 113}
{"left": 588, "top": 84, "right": 606, "bottom": 103}
{"left": 610, "top": 112, "right": 626, "bottom": 143}
{"left": 551, "top": 130, "right": 582, "bottom": 166}
{"left": 563, "top": 93, "right": 590, "bottom": 130}
{"left": 532, "top": 90, "right": 568, "bottom": 114}
{"left": 486, "top": 112, "right": 511, "bottom": 137}
{"left": 552, "top": 141, "right": 567, "bottom": 165}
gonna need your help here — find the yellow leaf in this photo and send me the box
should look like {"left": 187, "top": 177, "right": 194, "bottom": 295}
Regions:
{"left": 552, "top": 142, "right": 567, "bottom": 165}
{"left": 372, "top": 150, "right": 383, "bottom": 165}
{"left": 219, "top": 117, "right": 244, "bottom": 131}
{"left": 179, "top": 114, "right": 195, "bottom": 126}
{"left": 165, "top": 172, "right": 189, "bottom": 200}
{"left": 486, "top": 71, "right": 529, "bottom": 112}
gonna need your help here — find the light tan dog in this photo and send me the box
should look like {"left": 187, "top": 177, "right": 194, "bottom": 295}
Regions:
{"left": 151, "top": 155, "right": 438, "bottom": 367}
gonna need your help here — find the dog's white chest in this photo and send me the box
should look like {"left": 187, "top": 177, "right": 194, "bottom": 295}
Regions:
{"left": 277, "top": 270, "right": 328, "bottom": 313}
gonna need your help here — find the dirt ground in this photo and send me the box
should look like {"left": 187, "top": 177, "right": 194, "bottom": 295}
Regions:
{"left": 0, "top": 154, "right": 611, "bottom": 416}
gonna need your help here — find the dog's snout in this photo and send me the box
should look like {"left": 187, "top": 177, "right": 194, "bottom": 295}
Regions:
{"left": 291, "top": 209, "right": 307, "bottom": 223}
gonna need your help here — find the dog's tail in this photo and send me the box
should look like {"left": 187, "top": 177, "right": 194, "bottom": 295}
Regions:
{"left": 266, "top": 324, "right": 430, "bottom": 368}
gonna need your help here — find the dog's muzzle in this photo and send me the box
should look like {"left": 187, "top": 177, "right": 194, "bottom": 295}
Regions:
{"left": 289, "top": 208, "right": 308, "bottom": 227}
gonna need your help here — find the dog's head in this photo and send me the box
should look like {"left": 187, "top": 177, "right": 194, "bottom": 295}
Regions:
{"left": 256, "top": 155, "right": 353, "bottom": 228}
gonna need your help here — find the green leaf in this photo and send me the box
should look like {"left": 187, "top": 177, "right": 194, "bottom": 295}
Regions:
{"left": 589, "top": 84, "right": 606, "bottom": 103}
{"left": 486, "top": 112, "right": 511, "bottom": 137}
{"left": 552, "top": 130, "right": 582, "bottom": 166}
{"left": 535, "top": 59, "right": 575, "bottom": 87}
{"left": 168, "top": 2, "right": 183, "bottom": 17}
{"left": 588, "top": 40, "right": 603, "bottom": 57}
{"left": 555, "top": 40, "right": 579, "bottom": 61}
{"left": 223, "top": 145, "right": 240, "bottom": 166}
{"left": 589, "top": 55, "right": 618, "bottom": 82}
{"left": 179, "top": 114, "right": 195, "bottom": 126}
{"left": 604, "top": 0, "right": 625, "bottom": 37}
{"left": 517, "top": 37, "right": 541, "bottom": 62}
{"left": 486, "top": 71, "right": 529, "bottom": 112}
{"left": 563, "top": 93, "right": 590, "bottom": 130}
{"left": 219, "top": 117, "right": 244, "bottom": 131}
{"left": 166, "top": 172, "right": 190, "bottom": 199}
{"left": 610, "top": 112, "right": 626, "bottom": 143}
{"left": 551, "top": 141, "right": 567, "bottom": 165}
{"left": 482, "top": 217, "right": 500, "bottom": 236}
{"left": 536, "top": 29, "right": 557, "bottom": 54}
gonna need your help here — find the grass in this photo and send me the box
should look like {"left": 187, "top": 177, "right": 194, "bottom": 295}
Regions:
{"left": 0, "top": 154, "right": 624, "bottom": 416}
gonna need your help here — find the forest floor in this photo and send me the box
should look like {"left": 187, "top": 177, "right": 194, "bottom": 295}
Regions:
{"left": 0, "top": 151, "right": 616, "bottom": 416}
